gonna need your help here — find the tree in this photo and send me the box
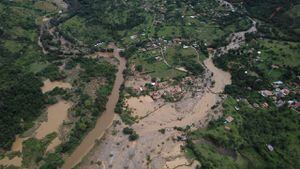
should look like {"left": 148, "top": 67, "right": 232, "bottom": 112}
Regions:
{"left": 129, "top": 132, "right": 139, "bottom": 141}
{"left": 123, "top": 127, "right": 134, "bottom": 135}
{"left": 136, "top": 64, "right": 143, "bottom": 72}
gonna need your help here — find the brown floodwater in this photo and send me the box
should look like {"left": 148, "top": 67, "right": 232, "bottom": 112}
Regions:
{"left": 41, "top": 79, "right": 72, "bottom": 93}
{"left": 204, "top": 55, "right": 231, "bottom": 93}
{"left": 46, "top": 137, "right": 61, "bottom": 152}
{"left": 11, "top": 135, "right": 28, "bottom": 152}
{"left": 0, "top": 156, "right": 22, "bottom": 167}
{"left": 61, "top": 45, "right": 126, "bottom": 169}
{"left": 35, "top": 101, "right": 72, "bottom": 139}
{"left": 0, "top": 93, "right": 72, "bottom": 168}
{"left": 192, "top": 54, "right": 231, "bottom": 115}
{"left": 0, "top": 135, "right": 25, "bottom": 167}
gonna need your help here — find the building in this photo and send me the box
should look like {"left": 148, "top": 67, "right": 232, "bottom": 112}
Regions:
{"left": 260, "top": 90, "right": 273, "bottom": 97}
{"left": 292, "top": 102, "right": 300, "bottom": 109}
{"left": 262, "top": 102, "right": 269, "bottom": 108}
{"left": 266, "top": 144, "right": 274, "bottom": 151}
{"left": 273, "top": 81, "right": 283, "bottom": 85}
{"left": 225, "top": 116, "right": 234, "bottom": 123}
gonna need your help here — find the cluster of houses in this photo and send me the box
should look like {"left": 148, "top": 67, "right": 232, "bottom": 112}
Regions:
{"left": 129, "top": 76, "right": 198, "bottom": 102}
{"left": 259, "top": 81, "right": 299, "bottom": 109}
{"left": 149, "top": 84, "right": 183, "bottom": 101}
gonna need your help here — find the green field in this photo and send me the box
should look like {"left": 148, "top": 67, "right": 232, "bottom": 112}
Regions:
{"left": 129, "top": 49, "right": 186, "bottom": 79}
{"left": 256, "top": 39, "right": 300, "bottom": 81}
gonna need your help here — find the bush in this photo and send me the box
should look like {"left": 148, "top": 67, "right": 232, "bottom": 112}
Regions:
{"left": 136, "top": 64, "right": 143, "bottom": 72}
{"left": 158, "top": 128, "right": 166, "bottom": 134}
{"left": 123, "top": 127, "right": 134, "bottom": 135}
{"left": 129, "top": 132, "right": 139, "bottom": 141}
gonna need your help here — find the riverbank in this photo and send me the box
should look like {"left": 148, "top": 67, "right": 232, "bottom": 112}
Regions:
{"left": 61, "top": 44, "right": 127, "bottom": 169}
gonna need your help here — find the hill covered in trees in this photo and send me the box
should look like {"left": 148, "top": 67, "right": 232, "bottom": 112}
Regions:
{"left": 0, "top": 0, "right": 47, "bottom": 150}
{"left": 243, "top": 0, "right": 300, "bottom": 40}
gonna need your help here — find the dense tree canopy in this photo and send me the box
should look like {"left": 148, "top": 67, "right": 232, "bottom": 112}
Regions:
{"left": 0, "top": 65, "right": 44, "bottom": 149}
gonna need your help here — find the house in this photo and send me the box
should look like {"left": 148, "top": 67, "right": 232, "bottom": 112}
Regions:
{"left": 170, "top": 85, "right": 182, "bottom": 94}
{"left": 292, "top": 102, "right": 300, "bottom": 109}
{"left": 173, "top": 38, "right": 182, "bottom": 44}
{"left": 276, "top": 91, "right": 285, "bottom": 98}
{"left": 151, "top": 91, "right": 162, "bottom": 100}
{"left": 225, "top": 116, "right": 234, "bottom": 123}
{"left": 281, "top": 89, "right": 290, "bottom": 96}
{"left": 288, "top": 100, "right": 295, "bottom": 105}
{"left": 276, "top": 100, "right": 285, "bottom": 107}
{"left": 224, "top": 126, "right": 231, "bottom": 130}
{"left": 234, "top": 106, "right": 240, "bottom": 111}
{"left": 253, "top": 103, "right": 260, "bottom": 108}
{"left": 207, "top": 48, "right": 214, "bottom": 53}
{"left": 273, "top": 81, "right": 283, "bottom": 85}
{"left": 130, "top": 64, "right": 136, "bottom": 72}
{"left": 260, "top": 90, "right": 273, "bottom": 97}
{"left": 177, "top": 135, "right": 187, "bottom": 141}
{"left": 262, "top": 102, "right": 269, "bottom": 108}
{"left": 271, "top": 64, "right": 279, "bottom": 69}
{"left": 183, "top": 45, "right": 189, "bottom": 49}
{"left": 266, "top": 144, "right": 274, "bottom": 151}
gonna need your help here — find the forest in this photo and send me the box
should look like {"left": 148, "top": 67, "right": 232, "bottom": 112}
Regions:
{"left": 0, "top": 64, "right": 44, "bottom": 149}
{"left": 0, "top": 1, "right": 46, "bottom": 150}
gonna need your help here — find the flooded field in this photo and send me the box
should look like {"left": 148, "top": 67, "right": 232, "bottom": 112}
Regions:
{"left": 0, "top": 137, "right": 25, "bottom": 167}
{"left": 0, "top": 80, "right": 73, "bottom": 167}
{"left": 126, "top": 95, "right": 156, "bottom": 117}
{"left": 11, "top": 136, "right": 28, "bottom": 152}
{"left": 46, "top": 137, "right": 61, "bottom": 152}
{"left": 35, "top": 101, "right": 72, "bottom": 139}
{"left": 41, "top": 79, "right": 72, "bottom": 93}
{"left": 0, "top": 156, "right": 22, "bottom": 167}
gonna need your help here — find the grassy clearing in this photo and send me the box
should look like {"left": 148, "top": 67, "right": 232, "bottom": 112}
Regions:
{"left": 3, "top": 40, "right": 24, "bottom": 53}
{"left": 187, "top": 97, "right": 263, "bottom": 169}
{"left": 195, "top": 143, "right": 238, "bottom": 168}
{"left": 165, "top": 46, "right": 198, "bottom": 66}
{"left": 15, "top": 45, "right": 46, "bottom": 70}
{"left": 59, "top": 16, "right": 113, "bottom": 44}
{"left": 34, "top": 1, "right": 58, "bottom": 12}
{"left": 8, "top": 27, "right": 38, "bottom": 41}
{"left": 131, "top": 55, "right": 185, "bottom": 79}
{"left": 29, "top": 62, "right": 49, "bottom": 73}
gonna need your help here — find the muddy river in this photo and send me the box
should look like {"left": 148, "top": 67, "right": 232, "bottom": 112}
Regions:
{"left": 61, "top": 45, "right": 126, "bottom": 169}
